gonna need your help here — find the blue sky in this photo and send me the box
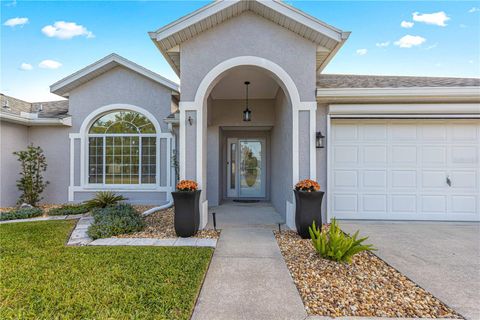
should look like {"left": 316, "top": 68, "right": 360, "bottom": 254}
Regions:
{"left": 1, "top": 0, "right": 479, "bottom": 102}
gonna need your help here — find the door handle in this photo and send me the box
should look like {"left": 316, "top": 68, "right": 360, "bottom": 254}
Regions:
{"left": 446, "top": 175, "right": 452, "bottom": 187}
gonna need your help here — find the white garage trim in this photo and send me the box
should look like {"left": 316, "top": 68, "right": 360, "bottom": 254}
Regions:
{"left": 329, "top": 103, "right": 480, "bottom": 115}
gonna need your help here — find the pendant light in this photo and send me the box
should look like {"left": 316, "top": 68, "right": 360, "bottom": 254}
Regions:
{"left": 243, "top": 81, "right": 252, "bottom": 122}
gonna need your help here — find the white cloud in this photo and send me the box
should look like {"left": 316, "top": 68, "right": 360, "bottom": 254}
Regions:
{"left": 400, "top": 21, "right": 414, "bottom": 28}
{"left": 20, "top": 63, "right": 33, "bottom": 71}
{"left": 41, "top": 21, "right": 94, "bottom": 39}
{"left": 412, "top": 11, "right": 450, "bottom": 27}
{"left": 356, "top": 48, "right": 368, "bottom": 55}
{"left": 39, "top": 60, "right": 62, "bottom": 69}
{"left": 468, "top": 7, "right": 480, "bottom": 13}
{"left": 3, "top": 17, "right": 28, "bottom": 27}
{"left": 376, "top": 41, "right": 390, "bottom": 48}
{"left": 424, "top": 43, "right": 438, "bottom": 50}
{"left": 394, "top": 35, "right": 426, "bottom": 48}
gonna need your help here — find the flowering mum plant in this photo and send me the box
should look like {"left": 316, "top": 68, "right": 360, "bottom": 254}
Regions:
{"left": 295, "top": 179, "right": 320, "bottom": 192}
{"left": 176, "top": 180, "right": 198, "bottom": 191}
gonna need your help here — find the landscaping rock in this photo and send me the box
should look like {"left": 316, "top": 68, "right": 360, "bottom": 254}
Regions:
{"left": 274, "top": 230, "right": 462, "bottom": 319}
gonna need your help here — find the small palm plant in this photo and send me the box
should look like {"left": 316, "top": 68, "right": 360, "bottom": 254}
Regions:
{"left": 308, "top": 218, "right": 375, "bottom": 263}
{"left": 84, "top": 191, "right": 127, "bottom": 209}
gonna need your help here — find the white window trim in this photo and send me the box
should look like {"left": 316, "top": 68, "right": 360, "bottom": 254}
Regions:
{"left": 68, "top": 104, "right": 173, "bottom": 201}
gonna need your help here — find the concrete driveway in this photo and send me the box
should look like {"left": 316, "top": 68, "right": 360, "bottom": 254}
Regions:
{"left": 340, "top": 221, "right": 480, "bottom": 320}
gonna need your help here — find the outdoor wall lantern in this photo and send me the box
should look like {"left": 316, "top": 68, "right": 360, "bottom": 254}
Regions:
{"left": 187, "top": 116, "right": 193, "bottom": 126}
{"left": 242, "top": 81, "right": 252, "bottom": 122}
{"left": 316, "top": 131, "right": 325, "bottom": 148}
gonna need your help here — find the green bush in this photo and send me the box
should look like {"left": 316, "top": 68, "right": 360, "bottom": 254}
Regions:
{"left": 48, "top": 204, "right": 90, "bottom": 216}
{"left": 87, "top": 204, "right": 145, "bottom": 239}
{"left": 0, "top": 207, "right": 43, "bottom": 221}
{"left": 13, "top": 144, "right": 49, "bottom": 206}
{"left": 309, "top": 218, "right": 375, "bottom": 264}
{"left": 84, "top": 191, "right": 127, "bottom": 209}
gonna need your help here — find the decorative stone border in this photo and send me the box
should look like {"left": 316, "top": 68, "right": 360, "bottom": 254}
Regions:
{"left": 0, "top": 214, "right": 84, "bottom": 225}
{"left": 67, "top": 215, "right": 217, "bottom": 248}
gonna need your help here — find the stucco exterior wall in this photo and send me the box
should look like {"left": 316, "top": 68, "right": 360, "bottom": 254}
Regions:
{"left": 29, "top": 126, "right": 71, "bottom": 204}
{"left": 180, "top": 12, "right": 317, "bottom": 102}
{"left": 0, "top": 121, "right": 29, "bottom": 206}
{"left": 271, "top": 89, "right": 292, "bottom": 219}
{"left": 316, "top": 103, "right": 328, "bottom": 221}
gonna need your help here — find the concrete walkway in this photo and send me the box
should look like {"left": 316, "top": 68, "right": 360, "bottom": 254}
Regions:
{"left": 341, "top": 221, "right": 480, "bottom": 320}
{"left": 192, "top": 202, "right": 306, "bottom": 320}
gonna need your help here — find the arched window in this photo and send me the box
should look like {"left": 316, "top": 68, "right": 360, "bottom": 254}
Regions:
{"left": 87, "top": 110, "right": 157, "bottom": 185}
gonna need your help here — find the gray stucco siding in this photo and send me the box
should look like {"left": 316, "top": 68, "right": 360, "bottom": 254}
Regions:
{"left": 68, "top": 66, "right": 173, "bottom": 133}
{"left": 180, "top": 12, "right": 316, "bottom": 102}
{"left": 0, "top": 121, "right": 29, "bottom": 207}
{"left": 315, "top": 104, "right": 328, "bottom": 222}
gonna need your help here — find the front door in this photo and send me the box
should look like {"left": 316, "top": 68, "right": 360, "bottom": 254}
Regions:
{"left": 227, "top": 138, "right": 266, "bottom": 198}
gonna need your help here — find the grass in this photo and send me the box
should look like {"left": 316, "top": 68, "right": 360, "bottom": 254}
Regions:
{"left": 0, "top": 220, "right": 213, "bottom": 320}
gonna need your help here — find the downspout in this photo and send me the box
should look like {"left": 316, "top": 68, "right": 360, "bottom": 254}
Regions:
{"left": 142, "top": 122, "right": 176, "bottom": 216}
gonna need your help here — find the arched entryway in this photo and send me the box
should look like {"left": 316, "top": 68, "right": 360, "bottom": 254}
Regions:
{"left": 179, "top": 56, "right": 317, "bottom": 228}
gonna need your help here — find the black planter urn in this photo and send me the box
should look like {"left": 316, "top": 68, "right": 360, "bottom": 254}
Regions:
{"left": 171, "top": 190, "right": 201, "bottom": 237}
{"left": 294, "top": 190, "right": 325, "bottom": 239}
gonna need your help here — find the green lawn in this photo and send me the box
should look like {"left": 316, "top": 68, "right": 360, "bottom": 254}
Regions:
{"left": 0, "top": 220, "right": 213, "bottom": 320}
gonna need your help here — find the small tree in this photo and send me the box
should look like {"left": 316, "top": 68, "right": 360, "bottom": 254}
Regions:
{"left": 13, "top": 144, "right": 49, "bottom": 206}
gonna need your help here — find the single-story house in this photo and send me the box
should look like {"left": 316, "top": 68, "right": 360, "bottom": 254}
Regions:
{"left": 1, "top": 0, "right": 479, "bottom": 229}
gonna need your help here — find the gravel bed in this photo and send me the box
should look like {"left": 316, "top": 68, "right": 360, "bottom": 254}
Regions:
{"left": 274, "top": 230, "right": 462, "bottom": 319}
{"left": 116, "top": 207, "right": 220, "bottom": 239}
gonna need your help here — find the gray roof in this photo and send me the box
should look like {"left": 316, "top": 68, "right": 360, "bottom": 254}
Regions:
{"left": 1, "top": 93, "right": 69, "bottom": 119}
{"left": 317, "top": 74, "right": 480, "bottom": 89}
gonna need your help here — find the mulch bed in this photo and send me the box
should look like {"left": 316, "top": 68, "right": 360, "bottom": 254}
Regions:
{"left": 274, "top": 230, "right": 462, "bottom": 319}
{"left": 116, "top": 207, "right": 220, "bottom": 239}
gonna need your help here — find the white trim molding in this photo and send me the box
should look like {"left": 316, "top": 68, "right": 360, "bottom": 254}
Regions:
{"left": 328, "top": 103, "right": 480, "bottom": 116}
{"left": 51, "top": 53, "right": 179, "bottom": 97}
{"left": 317, "top": 87, "right": 480, "bottom": 103}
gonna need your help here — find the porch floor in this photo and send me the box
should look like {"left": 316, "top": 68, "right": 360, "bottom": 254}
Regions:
{"left": 192, "top": 202, "right": 306, "bottom": 320}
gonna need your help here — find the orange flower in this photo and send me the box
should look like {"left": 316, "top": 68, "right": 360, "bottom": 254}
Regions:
{"left": 176, "top": 180, "right": 198, "bottom": 191}
{"left": 295, "top": 179, "right": 320, "bottom": 192}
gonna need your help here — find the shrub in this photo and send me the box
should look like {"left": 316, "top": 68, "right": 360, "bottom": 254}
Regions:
{"left": 48, "top": 204, "right": 90, "bottom": 216}
{"left": 0, "top": 207, "right": 43, "bottom": 221}
{"left": 84, "top": 191, "right": 127, "bottom": 209}
{"left": 87, "top": 204, "right": 145, "bottom": 239}
{"left": 176, "top": 180, "right": 198, "bottom": 191}
{"left": 309, "top": 218, "right": 375, "bottom": 264}
{"left": 295, "top": 179, "right": 320, "bottom": 192}
{"left": 13, "top": 145, "right": 49, "bottom": 206}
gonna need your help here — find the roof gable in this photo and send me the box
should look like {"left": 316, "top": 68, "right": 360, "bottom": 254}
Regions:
{"left": 149, "top": 0, "right": 349, "bottom": 75}
{"left": 50, "top": 54, "right": 179, "bottom": 98}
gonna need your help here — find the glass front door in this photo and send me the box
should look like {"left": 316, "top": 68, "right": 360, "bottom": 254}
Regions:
{"left": 227, "top": 138, "right": 266, "bottom": 198}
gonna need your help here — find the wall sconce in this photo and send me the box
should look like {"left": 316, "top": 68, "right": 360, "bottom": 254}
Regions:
{"left": 316, "top": 131, "right": 325, "bottom": 148}
{"left": 187, "top": 116, "right": 193, "bottom": 126}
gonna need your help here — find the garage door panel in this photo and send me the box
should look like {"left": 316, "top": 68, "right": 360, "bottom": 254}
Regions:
{"left": 363, "top": 124, "right": 387, "bottom": 140}
{"left": 391, "top": 170, "right": 417, "bottom": 188}
{"left": 333, "top": 170, "right": 357, "bottom": 188}
{"left": 334, "top": 146, "right": 358, "bottom": 163}
{"left": 422, "top": 171, "right": 448, "bottom": 188}
{"left": 333, "top": 194, "right": 357, "bottom": 213}
{"left": 391, "top": 195, "right": 417, "bottom": 213}
{"left": 451, "top": 196, "right": 477, "bottom": 213}
{"left": 421, "top": 195, "right": 447, "bottom": 213}
{"left": 422, "top": 123, "right": 447, "bottom": 141}
{"left": 390, "top": 123, "right": 417, "bottom": 140}
{"left": 391, "top": 146, "right": 417, "bottom": 165}
{"left": 422, "top": 146, "right": 447, "bottom": 165}
{"left": 450, "top": 171, "right": 477, "bottom": 189}
{"left": 363, "top": 170, "right": 387, "bottom": 188}
{"left": 330, "top": 119, "right": 480, "bottom": 221}
{"left": 451, "top": 146, "right": 477, "bottom": 164}
{"left": 362, "top": 194, "right": 387, "bottom": 212}
{"left": 363, "top": 146, "right": 387, "bottom": 164}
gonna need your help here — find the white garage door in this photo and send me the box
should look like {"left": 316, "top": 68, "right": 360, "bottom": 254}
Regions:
{"left": 329, "top": 119, "right": 480, "bottom": 221}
